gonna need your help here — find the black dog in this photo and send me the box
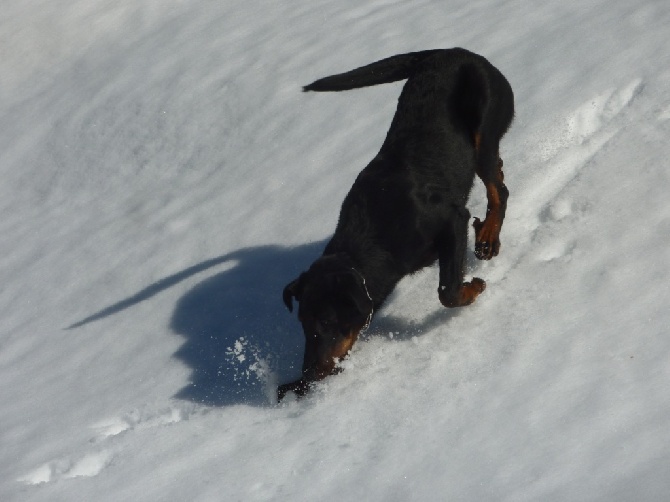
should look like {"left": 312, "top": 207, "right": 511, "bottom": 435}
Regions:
{"left": 279, "top": 48, "right": 514, "bottom": 400}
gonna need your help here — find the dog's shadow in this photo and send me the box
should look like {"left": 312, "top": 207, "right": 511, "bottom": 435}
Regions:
{"left": 69, "top": 241, "right": 463, "bottom": 407}
{"left": 169, "top": 242, "right": 326, "bottom": 406}
{"left": 170, "top": 244, "right": 463, "bottom": 406}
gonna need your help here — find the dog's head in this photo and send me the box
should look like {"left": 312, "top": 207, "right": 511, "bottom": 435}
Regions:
{"left": 280, "top": 256, "right": 374, "bottom": 399}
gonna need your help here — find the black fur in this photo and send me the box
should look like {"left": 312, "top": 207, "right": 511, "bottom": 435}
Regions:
{"left": 279, "top": 48, "right": 514, "bottom": 400}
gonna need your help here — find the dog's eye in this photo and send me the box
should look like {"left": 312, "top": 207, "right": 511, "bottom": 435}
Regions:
{"left": 318, "top": 319, "right": 336, "bottom": 329}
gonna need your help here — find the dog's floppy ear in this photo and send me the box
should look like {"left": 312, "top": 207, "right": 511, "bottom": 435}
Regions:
{"left": 282, "top": 274, "right": 306, "bottom": 312}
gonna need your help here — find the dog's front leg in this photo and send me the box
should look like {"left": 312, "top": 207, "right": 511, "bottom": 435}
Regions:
{"left": 437, "top": 208, "right": 486, "bottom": 308}
{"left": 439, "top": 278, "right": 486, "bottom": 308}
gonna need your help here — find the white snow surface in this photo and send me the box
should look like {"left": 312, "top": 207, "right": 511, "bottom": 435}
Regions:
{"left": 2, "top": 0, "right": 670, "bottom": 500}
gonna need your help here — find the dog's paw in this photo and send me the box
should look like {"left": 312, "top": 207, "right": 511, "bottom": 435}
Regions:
{"left": 439, "top": 278, "right": 486, "bottom": 308}
{"left": 473, "top": 217, "right": 501, "bottom": 260}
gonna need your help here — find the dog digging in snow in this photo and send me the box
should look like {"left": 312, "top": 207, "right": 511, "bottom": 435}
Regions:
{"left": 279, "top": 48, "right": 514, "bottom": 401}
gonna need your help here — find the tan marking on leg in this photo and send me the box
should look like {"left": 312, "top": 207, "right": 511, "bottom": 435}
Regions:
{"left": 440, "top": 278, "right": 486, "bottom": 308}
{"left": 474, "top": 153, "right": 508, "bottom": 260}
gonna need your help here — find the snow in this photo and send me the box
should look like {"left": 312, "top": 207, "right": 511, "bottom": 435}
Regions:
{"left": 2, "top": 0, "right": 670, "bottom": 500}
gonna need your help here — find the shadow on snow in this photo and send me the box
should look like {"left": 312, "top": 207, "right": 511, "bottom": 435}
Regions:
{"left": 68, "top": 240, "right": 460, "bottom": 407}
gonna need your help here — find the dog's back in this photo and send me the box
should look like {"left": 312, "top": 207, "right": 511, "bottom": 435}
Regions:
{"left": 307, "top": 48, "right": 514, "bottom": 263}
{"left": 303, "top": 47, "right": 514, "bottom": 173}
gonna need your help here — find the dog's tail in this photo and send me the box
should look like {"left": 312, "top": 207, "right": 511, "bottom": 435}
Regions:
{"left": 303, "top": 50, "right": 441, "bottom": 92}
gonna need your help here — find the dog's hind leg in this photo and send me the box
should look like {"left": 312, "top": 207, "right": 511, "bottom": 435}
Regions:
{"left": 460, "top": 62, "right": 513, "bottom": 261}
{"left": 473, "top": 139, "right": 508, "bottom": 260}
{"left": 437, "top": 207, "right": 486, "bottom": 308}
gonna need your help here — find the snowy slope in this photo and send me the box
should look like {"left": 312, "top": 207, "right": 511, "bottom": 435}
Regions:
{"left": 2, "top": 0, "right": 670, "bottom": 500}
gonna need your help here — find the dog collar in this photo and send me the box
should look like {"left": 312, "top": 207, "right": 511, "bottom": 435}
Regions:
{"left": 351, "top": 268, "right": 374, "bottom": 331}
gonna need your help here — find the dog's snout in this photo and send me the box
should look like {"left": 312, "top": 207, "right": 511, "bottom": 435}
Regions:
{"left": 278, "top": 326, "right": 362, "bottom": 401}
{"left": 305, "top": 329, "right": 360, "bottom": 379}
